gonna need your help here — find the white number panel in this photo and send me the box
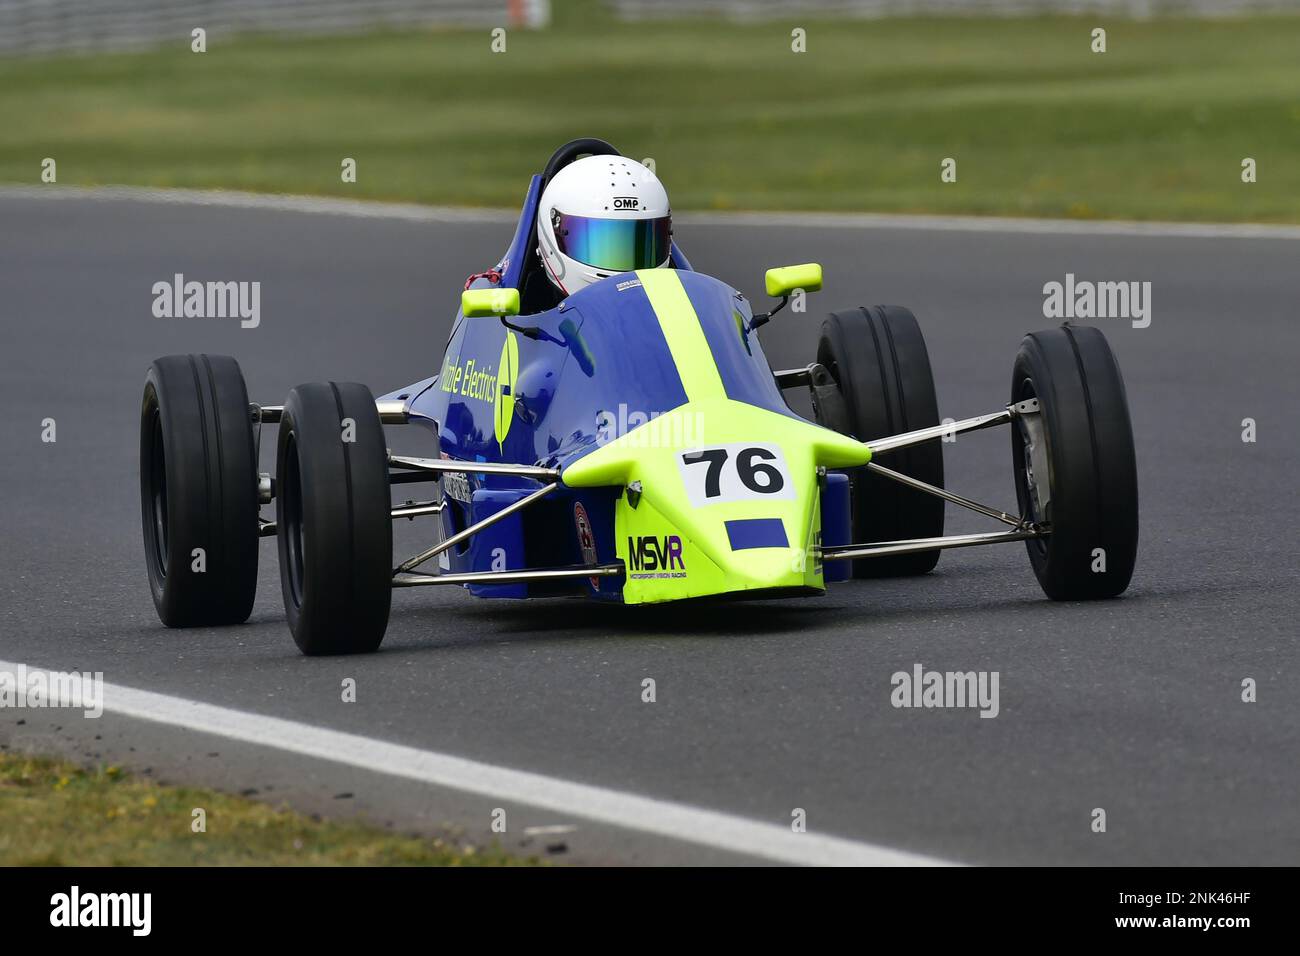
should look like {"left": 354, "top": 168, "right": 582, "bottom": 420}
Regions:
{"left": 677, "top": 443, "right": 794, "bottom": 507}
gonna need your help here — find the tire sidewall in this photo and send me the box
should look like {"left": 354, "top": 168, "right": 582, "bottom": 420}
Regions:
{"left": 276, "top": 382, "right": 392, "bottom": 655}
{"left": 817, "top": 306, "right": 944, "bottom": 576}
{"left": 139, "top": 355, "right": 258, "bottom": 626}
{"left": 1012, "top": 326, "right": 1138, "bottom": 599}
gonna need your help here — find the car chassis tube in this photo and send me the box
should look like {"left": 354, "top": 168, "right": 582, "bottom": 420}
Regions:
{"left": 250, "top": 398, "right": 1050, "bottom": 587}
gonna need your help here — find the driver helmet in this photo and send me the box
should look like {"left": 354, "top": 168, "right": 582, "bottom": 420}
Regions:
{"left": 537, "top": 155, "right": 672, "bottom": 296}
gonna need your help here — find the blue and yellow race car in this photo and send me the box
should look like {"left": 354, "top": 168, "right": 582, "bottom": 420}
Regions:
{"left": 139, "top": 140, "right": 1139, "bottom": 655}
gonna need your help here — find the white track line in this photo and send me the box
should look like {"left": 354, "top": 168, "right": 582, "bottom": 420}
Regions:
{"left": 681, "top": 208, "right": 1300, "bottom": 240}
{"left": 0, "top": 185, "right": 516, "bottom": 224}
{"left": 0, "top": 659, "right": 951, "bottom": 866}
{"left": 4, "top": 183, "right": 1299, "bottom": 239}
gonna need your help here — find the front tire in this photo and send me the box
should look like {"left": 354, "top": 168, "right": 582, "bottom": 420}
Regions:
{"left": 276, "top": 382, "right": 392, "bottom": 655}
{"left": 816, "top": 306, "right": 945, "bottom": 577}
{"left": 140, "top": 354, "right": 259, "bottom": 626}
{"left": 1011, "top": 325, "right": 1138, "bottom": 600}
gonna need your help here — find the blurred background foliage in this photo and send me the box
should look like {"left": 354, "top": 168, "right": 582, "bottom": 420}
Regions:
{"left": 1, "top": 0, "right": 1297, "bottom": 221}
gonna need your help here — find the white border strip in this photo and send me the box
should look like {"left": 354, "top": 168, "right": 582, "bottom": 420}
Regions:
{"left": 4, "top": 184, "right": 1299, "bottom": 239}
{"left": 1, "top": 659, "right": 951, "bottom": 867}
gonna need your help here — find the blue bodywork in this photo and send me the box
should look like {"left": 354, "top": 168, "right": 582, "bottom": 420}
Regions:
{"left": 380, "top": 174, "right": 851, "bottom": 598}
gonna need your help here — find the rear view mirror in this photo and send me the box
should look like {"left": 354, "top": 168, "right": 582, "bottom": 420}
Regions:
{"left": 764, "top": 263, "right": 823, "bottom": 298}
{"left": 461, "top": 288, "right": 520, "bottom": 318}
{"left": 751, "top": 263, "right": 824, "bottom": 330}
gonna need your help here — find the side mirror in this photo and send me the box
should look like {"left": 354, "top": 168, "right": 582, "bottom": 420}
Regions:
{"left": 764, "top": 263, "right": 823, "bottom": 298}
{"left": 461, "top": 287, "right": 520, "bottom": 318}
{"left": 751, "top": 263, "right": 823, "bottom": 330}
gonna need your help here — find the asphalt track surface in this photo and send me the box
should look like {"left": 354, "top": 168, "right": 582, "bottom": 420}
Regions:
{"left": 2, "top": 189, "right": 1297, "bottom": 865}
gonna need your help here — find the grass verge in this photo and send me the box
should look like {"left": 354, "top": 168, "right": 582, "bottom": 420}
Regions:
{"left": 0, "top": 4, "right": 1298, "bottom": 221}
{"left": 0, "top": 751, "right": 532, "bottom": 865}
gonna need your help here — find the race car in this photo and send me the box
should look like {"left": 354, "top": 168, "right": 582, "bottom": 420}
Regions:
{"left": 139, "top": 138, "right": 1139, "bottom": 655}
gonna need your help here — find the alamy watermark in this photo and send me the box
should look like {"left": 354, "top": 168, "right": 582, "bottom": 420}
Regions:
{"left": 152, "top": 273, "right": 260, "bottom": 328}
{"left": 891, "top": 664, "right": 999, "bottom": 718}
{"left": 0, "top": 664, "right": 103, "bottom": 718}
{"left": 50, "top": 886, "right": 150, "bottom": 936}
{"left": 596, "top": 403, "right": 704, "bottom": 449}
{"left": 1042, "top": 273, "right": 1151, "bottom": 329}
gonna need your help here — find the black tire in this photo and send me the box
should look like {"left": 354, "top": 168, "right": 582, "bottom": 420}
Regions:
{"left": 816, "top": 306, "right": 945, "bottom": 577}
{"left": 1011, "top": 325, "right": 1138, "bottom": 600}
{"left": 140, "top": 354, "right": 259, "bottom": 626}
{"left": 276, "top": 382, "right": 392, "bottom": 655}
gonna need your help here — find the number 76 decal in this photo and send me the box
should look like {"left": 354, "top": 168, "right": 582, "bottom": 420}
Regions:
{"left": 678, "top": 443, "right": 794, "bottom": 507}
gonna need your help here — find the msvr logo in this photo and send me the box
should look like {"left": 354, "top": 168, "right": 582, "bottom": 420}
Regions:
{"left": 627, "top": 535, "right": 684, "bottom": 571}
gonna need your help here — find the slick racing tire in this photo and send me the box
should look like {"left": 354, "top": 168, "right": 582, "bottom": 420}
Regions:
{"left": 1011, "top": 325, "right": 1138, "bottom": 600}
{"left": 140, "top": 354, "right": 259, "bottom": 627}
{"left": 817, "top": 306, "right": 944, "bottom": 577}
{"left": 276, "top": 382, "right": 391, "bottom": 655}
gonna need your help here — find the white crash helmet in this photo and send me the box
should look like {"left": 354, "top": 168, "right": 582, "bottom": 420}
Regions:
{"left": 537, "top": 155, "right": 672, "bottom": 296}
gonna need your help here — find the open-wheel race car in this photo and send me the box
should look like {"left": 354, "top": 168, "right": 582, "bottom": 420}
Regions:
{"left": 139, "top": 139, "right": 1139, "bottom": 655}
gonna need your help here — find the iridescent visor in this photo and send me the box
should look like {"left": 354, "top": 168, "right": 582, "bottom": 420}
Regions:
{"left": 554, "top": 213, "right": 672, "bottom": 273}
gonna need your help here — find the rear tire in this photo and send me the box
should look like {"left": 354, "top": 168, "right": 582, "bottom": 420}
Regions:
{"left": 816, "top": 306, "right": 945, "bottom": 577}
{"left": 140, "top": 354, "right": 259, "bottom": 626}
{"left": 1011, "top": 325, "right": 1138, "bottom": 600}
{"left": 276, "top": 382, "right": 392, "bottom": 655}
